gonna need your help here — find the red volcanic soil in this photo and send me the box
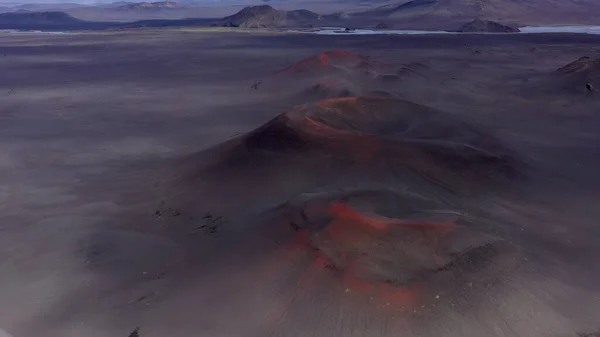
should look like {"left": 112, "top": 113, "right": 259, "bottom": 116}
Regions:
{"left": 188, "top": 97, "right": 523, "bottom": 215}
{"left": 170, "top": 96, "right": 521, "bottom": 316}
{"left": 276, "top": 50, "right": 368, "bottom": 76}
{"left": 309, "top": 201, "right": 457, "bottom": 283}
{"left": 326, "top": 202, "right": 455, "bottom": 232}
{"left": 275, "top": 189, "right": 510, "bottom": 310}
{"left": 241, "top": 97, "right": 522, "bottom": 186}
{"left": 275, "top": 51, "right": 424, "bottom": 78}
{"left": 250, "top": 51, "right": 371, "bottom": 101}
{"left": 256, "top": 52, "right": 424, "bottom": 102}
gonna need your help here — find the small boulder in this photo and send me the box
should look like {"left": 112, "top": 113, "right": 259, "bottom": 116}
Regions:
{"left": 586, "top": 83, "right": 594, "bottom": 92}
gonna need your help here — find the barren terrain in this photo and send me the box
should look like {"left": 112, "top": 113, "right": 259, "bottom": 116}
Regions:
{"left": 1, "top": 29, "right": 600, "bottom": 337}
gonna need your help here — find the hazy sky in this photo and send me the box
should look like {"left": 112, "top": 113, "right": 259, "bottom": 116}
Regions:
{"left": 0, "top": 0, "right": 231, "bottom": 5}
{"left": 0, "top": 0, "right": 107, "bottom": 4}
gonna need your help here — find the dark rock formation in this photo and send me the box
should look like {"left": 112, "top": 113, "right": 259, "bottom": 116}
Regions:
{"left": 128, "top": 327, "right": 140, "bottom": 337}
{"left": 0, "top": 11, "right": 82, "bottom": 25}
{"left": 457, "top": 19, "right": 520, "bottom": 33}
{"left": 114, "top": 1, "right": 183, "bottom": 11}
{"left": 219, "top": 5, "right": 321, "bottom": 28}
{"left": 553, "top": 56, "right": 600, "bottom": 94}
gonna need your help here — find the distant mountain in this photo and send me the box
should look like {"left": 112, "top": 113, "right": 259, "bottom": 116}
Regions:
{"left": 286, "top": 9, "right": 320, "bottom": 22}
{"left": 12, "top": 3, "right": 91, "bottom": 10}
{"left": 3, "top": 0, "right": 598, "bottom": 31}
{"left": 112, "top": 1, "right": 184, "bottom": 11}
{"left": 219, "top": 5, "right": 321, "bottom": 28}
{"left": 114, "top": 16, "right": 213, "bottom": 28}
{"left": 0, "top": 9, "right": 222, "bottom": 30}
{"left": 63, "top": 0, "right": 204, "bottom": 22}
{"left": 100, "top": 1, "right": 135, "bottom": 7}
{"left": 220, "top": 5, "right": 283, "bottom": 27}
{"left": 353, "top": 0, "right": 600, "bottom": 29}
{"left": 0, "top": 11, "right": 106, "bottom": 29}
{"left": 457, "top": 19, "right": 519, "bottom": 33}
{"left": 0, "top": 11, "right": 79, "bottom": 24}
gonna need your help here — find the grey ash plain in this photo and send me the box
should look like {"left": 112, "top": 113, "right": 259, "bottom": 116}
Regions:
{"left": 1, "top": 30, "right": 600, "bottom": 337}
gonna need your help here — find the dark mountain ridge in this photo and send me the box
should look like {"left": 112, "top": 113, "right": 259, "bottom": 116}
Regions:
{"left": 219, "top": 5, "right": 321, "bottom": 28}
{"left": 0, "top": 9, "right": 209, "bottom": 30}
{"left": 2, "top": 1, "right": 600, "bottom": 32}
{"left": 457, "top": 19, "right": 520, "bottom": 33}
{"left": 113, "top": 1, "right": 184, "bottom": 11}
{"left": 0, "top": 11, "right": 101, "bottom": 29}
{"left": 352, "top": 0, "right": 600, "bottom": 30}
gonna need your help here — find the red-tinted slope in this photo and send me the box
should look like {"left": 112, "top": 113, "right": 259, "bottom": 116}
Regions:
{"left": 242, "top": 97, "right": 522, "bottom": 184}
{"left": 253, "top": 52, "right": 427, "bottom": 104}
{"left": 276, "top": 50, "right": 368, "bottom": 76}
{"left": 190, "top": 97, "right": 523, "bottom": 215}
{"left": 272, "top": 189, "right": 511, "bottom": 310}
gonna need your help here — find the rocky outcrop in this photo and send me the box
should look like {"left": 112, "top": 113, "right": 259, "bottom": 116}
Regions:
{"left": 552, "top": 56, "right": 600, "bottom": 94}
{"left": 457, "top": 19, "right": 520, "bottom": 33}
{"left": 219, "top": 5, "right": 321, "bottom": 28}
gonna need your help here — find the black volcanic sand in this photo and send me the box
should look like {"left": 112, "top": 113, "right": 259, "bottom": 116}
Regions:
{"left": 1, "top": 31, "right": 600, "bottom": 337}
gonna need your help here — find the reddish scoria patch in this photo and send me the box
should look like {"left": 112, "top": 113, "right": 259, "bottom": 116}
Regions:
{"left": 277, "top": 50, "right": 366, "bottom": 75}
{"left": 302, "top": 116, "right": 351, "bottom": 134}
{"left": 322, "top": 50, "right": 364, "bottom": 60}
{"left": 301, "top": 123, "right": 382, "bottom": 163}
{"left": 270, "top": 202, "right": 457, "bottom": 311}
{"left": 274, "top": 226, "right": 420, "bottom": 310}
{"left": 316, "top": 96, "right": 359, "bottom": 108}
{"left": 327, "top": 202, "right": 456, "bottom": 233}
{"left": 321, "top": 204, "right": 453, "bottom": 309}
{"left": 250, "top": 200, "right": 459, "bottom": 333}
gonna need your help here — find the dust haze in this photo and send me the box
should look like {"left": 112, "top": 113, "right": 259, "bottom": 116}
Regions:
{"left": 1, "top": 30, "right": 600, "bottom": 337}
